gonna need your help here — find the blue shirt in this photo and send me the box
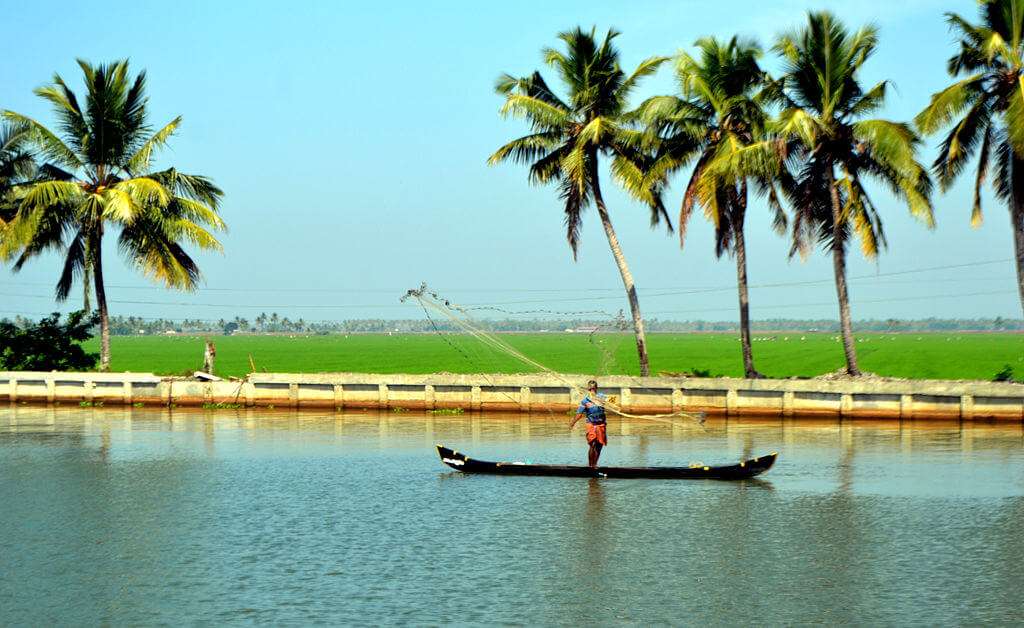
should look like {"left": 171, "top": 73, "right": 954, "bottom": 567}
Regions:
{"left": 577, "top": 393, "right": 607, "bottom": 425}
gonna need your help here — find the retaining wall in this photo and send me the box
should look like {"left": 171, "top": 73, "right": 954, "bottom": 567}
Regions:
{"left": 1, "top": 371, "right": 1022, "bottom": 421}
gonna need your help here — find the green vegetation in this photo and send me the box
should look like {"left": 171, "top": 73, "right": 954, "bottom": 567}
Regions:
{"left": 769, "top": 12, "right": 933, "bottom": 376}
{"left": 916, "top": 0, "right": 1024, "bottom": 316}
{"left": 490, "top": 28, "right": 668, "bottom": 376}
{"left": 1, "top": 59, "right": 225, "bottom": 371}
{"left": 0, "top": 121, "right": 35, "bottom": 222}
{"left": 429, "top": 408, "right": 465, "bottom": 415}
{"left": 202, "top": 402, "right": 241, "bottom": 410}
{"left": 993, "top": 364, "right": 1024, "bottom": 382}
{"left": 80, "top": 333, "right": 1023, "bottom": 381}
{"left": 635, "top": 36, "right": 782, "bottom": 378}
{"left": 0, "top": 310, "right": 98, "bottom": 371}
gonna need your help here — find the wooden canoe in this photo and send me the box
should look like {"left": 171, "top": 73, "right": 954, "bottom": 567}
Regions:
{"left": 436, "top": 444, "right": 776, "bottom": 480}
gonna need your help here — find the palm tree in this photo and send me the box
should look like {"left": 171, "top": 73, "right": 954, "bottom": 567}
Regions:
{"left": 916, "top": 0, "right": 1024, "bottom": 316}
{"left": 489, "top": 27, "right": 669, "bottom": 376}
{"left": 636, "top": 37, "right": 786, "bottom": 378}
{"left": 772, "top": 12, "right": 933, "bottom": 375}
{"left": 1, "top": 59, "right": 225, "bottom": 371}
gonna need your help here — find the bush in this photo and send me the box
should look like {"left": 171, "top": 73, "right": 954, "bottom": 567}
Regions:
{"left": 0, "top": 311, "right": 99, "bottom": 371}
{"left": 993, "top": 364, "right": 1020, "bottom": 383}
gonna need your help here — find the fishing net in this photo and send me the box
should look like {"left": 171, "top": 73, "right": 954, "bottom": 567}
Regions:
{"left": 401, "top": 283, "right": 706, "bottom": 427}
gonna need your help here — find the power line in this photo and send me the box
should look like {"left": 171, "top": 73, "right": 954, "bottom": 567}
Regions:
{"left": 0, "top": 272, "right": 1016, "bottom": 310}
{"left": 2, "top": 289, "right": 1017, "bottom": 323}
{"left": 647, "top": 290, "right": 1017, "bottom": 316}
{"left": 0, "top": 257, "right": 1011, "bottom": 295}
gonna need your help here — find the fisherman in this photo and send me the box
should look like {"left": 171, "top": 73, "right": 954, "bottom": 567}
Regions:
{"left": 569, "top": 379, "right": 608, "bottom": 467}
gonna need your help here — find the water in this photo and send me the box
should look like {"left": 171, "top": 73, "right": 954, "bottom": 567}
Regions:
{"left": 1, "top": 406, "right": 1022, "bottom": 625}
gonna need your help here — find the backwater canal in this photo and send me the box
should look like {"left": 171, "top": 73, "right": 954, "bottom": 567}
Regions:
{"left": 1, "top": 406, "right": 1022, "bottom": 625}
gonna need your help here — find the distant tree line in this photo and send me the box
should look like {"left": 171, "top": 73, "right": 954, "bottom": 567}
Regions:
{"left": 2, "top": 313, "right": 1016, "bottom": 336}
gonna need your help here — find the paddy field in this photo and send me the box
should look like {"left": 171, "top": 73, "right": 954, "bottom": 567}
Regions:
{"left": 80, "top": 332, "right": 1023, "bottom": 381}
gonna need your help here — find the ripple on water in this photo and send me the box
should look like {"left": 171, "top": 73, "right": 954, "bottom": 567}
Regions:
{"left": 0, "top": 406, "right": 1022, "bottom": 625}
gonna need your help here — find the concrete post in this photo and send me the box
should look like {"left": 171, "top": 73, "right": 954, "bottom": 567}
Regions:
{"left": 726, "top": 389, "right": 739, "bottom": 415}
{"left": 47, "top": 379, "right": 56, "bottom": 403}
{"left": 960, "top": 394, "right": 974, "bottom": 420}
{"left": 840, "top": 393, "right": 853, "bottom": 417}
{"left": 379, "top": 383, "right": 389, "bottom": 409}
{"left": 9, "top": 378, "right": 17, "bottom": 403}
{"left": 782, "top": 391, "right": 795, "bottom": 417}
{"left": 333, "top": 384, "right": 343, "bottom": 409}
{"left": 244, "top": 382, "right": 255, "bottom": 407}
{"left": 163, "top": 381, "right": 172, "bottom": 406}
{"left": 620, "top": 388, "right": 633, "bottom": 412}
{"left": 289, "top": 383, "right": 299, "bottom": 408}
{"left": 425, "top": 384, "right": 435, "bottom": 411}
{"left": 900, "top": 394, "right": 913, "bottom": 420}
{"left": 122, "top": 381, "right": 132, "bottom": 405}
{"left": 85, "top": 380, "right": 94, "bottom": 404}
{"left": 471, "top": 386, "right": 481, "bottom": 411}
{"left": 671, "top": 388, "right": 684, "bottom": 411}
{"left": 519, "top": 386, "right": 530, "bottom": 412}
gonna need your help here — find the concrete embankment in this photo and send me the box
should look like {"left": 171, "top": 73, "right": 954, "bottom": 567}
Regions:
{"left": 2, "top": 371, "right": 1023, "bottom": 420}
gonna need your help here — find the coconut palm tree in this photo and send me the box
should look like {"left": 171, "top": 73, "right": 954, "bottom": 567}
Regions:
{"left": 915, "top": 0, "right": 1024, "bottom": 316}
{"left": 488, "top": 27, "right": 669, "bottom": 376}
{"left": 636, "top": 37, "right": 787, "bottom": 378}
{"left": 1, "top": 59, "right": 225, "bottom": 371}
{"left": 772, "top": 12, "right": 933, "bottom": 375}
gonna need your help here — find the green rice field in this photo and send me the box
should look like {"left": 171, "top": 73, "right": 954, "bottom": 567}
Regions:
{"left": 81, "top": 332, "right": 1024, "bottom": 381}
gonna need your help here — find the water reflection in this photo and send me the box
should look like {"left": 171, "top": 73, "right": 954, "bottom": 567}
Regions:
{"left": 2, "top": 405, "right": 1022, "bottom": 470}
{"left": 1, "top": 405, "right": 1022, "bottom": 624}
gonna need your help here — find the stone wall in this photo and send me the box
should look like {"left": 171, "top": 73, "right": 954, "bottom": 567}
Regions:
{"left": 1, "top": 371, "right": 1022, "bottom": 420}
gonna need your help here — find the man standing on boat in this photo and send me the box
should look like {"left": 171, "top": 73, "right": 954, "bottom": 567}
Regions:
{"left": 569, "top": 380, "right": 608, "bottom": 467}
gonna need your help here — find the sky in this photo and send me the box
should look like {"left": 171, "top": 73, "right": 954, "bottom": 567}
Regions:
{"left": 1, "top": 0, "right": 1020, "bottom": 324}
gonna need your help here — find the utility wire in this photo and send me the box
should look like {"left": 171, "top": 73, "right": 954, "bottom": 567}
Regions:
{"left": 0, "top": 271, "right": 1016, "bottom": 310}
{"left": 1, "top": 289, "right": 1018, "bottom": 323}
{"left": 0, "top": 257, "right": 1011, "bottom": 295}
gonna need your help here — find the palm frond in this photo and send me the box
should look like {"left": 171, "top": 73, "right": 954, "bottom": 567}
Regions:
{"left": 2, "top": 111, "right": 83, "bottom": 170}
{"left": 114, "top": 176, "right": 171, "bottom": 209}
{"left": 19, "top": 180, "right": 83, "bottom": 211}
{"left": 1004, "top": 73, "right": 1024, "bottom": 155}
{"left": 125, "top": 117, "right": 180, "bottom": 175}
{"left": 973, "top": 124, "right": 993, "bottom": 226}
{"left": 55, "top": 230, "right": 87, "bottom": 301}
{"left": 499, "top": 94, "right": 571, "bottom": 130}
{"left": 929, "top": 98, "right": 991, "bottom": 188}
{"left": 619, "top": 55, "right": 669, "bottom": 101}
{"left": 146, "top": 169, "right": 224, "bottom": 209}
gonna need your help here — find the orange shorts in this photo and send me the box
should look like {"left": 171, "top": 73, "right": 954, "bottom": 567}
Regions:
{"left": 586, "top": 423, "right": 608, "bottom": 447}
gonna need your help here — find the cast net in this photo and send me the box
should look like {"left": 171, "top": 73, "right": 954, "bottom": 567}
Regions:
{"left": 401, "top": 283, "right": 706, "bottom": 427}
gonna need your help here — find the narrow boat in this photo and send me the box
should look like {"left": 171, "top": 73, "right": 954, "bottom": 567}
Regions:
{"left": 436, "top": 444, "right": 777, "bottom": 480}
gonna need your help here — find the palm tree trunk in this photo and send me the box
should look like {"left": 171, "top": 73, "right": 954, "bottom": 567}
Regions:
{"left": 91, "top": 225, "right": 111, "bottom": 372}
{"left": 82, "top": 254, "right": 92, "bottom": 313}
{"left": 827, "top": 170, "right": 860, "bottom": 376}
{"left": 591, "top": 167, "right": 651, "bottom": 377}
{"left": 731, "top": 196, "right": 760, "bottom": 379}
{"left": 1011, "top": 154, "right": 1024, "bottom": 318}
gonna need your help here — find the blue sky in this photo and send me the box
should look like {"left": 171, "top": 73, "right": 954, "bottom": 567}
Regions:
{"left": 2, "top": 0, "right": 1019, "bottom": 323}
